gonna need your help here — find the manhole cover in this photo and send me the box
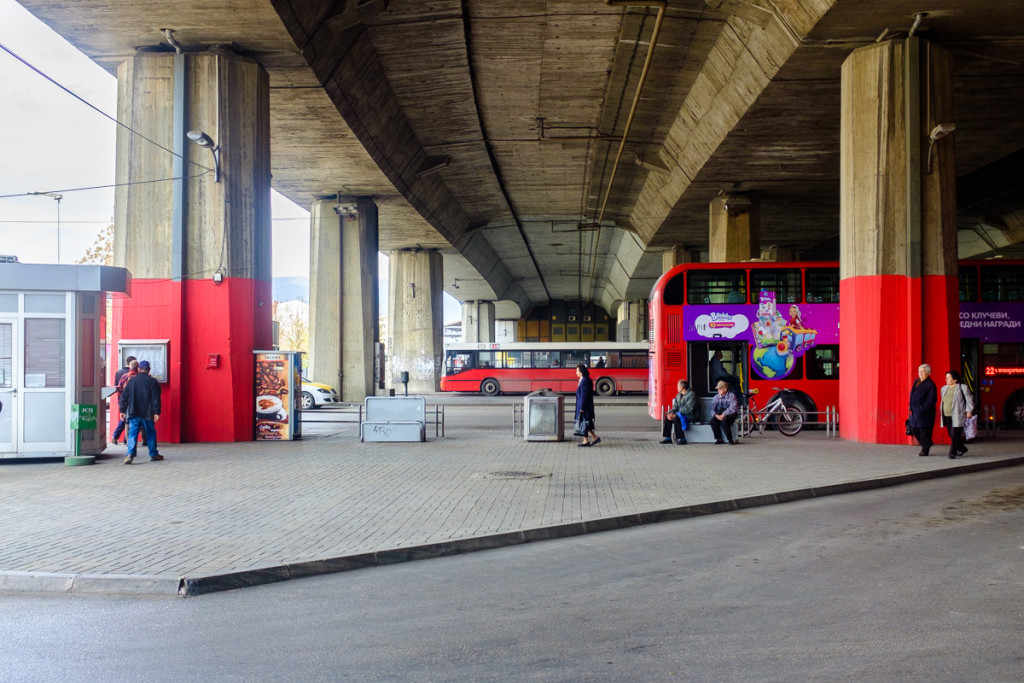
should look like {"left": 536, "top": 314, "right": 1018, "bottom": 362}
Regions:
{"left": 472, "top": 471, "right": 551, "bottom": 480}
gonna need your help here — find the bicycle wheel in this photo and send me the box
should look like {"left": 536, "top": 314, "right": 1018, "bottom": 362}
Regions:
{"left": 774, "top": 406, "right": 803, "bottom": 436}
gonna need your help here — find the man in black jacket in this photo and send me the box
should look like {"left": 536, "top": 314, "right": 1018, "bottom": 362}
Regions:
{"left": 110, "top": 355, "right": 136, "bottom": 445}
{"left": 118, "top": 360, "right": 162, "bottom": 464}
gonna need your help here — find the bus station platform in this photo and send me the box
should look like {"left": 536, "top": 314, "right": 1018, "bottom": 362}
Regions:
{"left": 1, "top": 418, "right": 1022, "bottom": 597}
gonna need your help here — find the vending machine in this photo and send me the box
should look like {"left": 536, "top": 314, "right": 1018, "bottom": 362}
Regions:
{"left": 253, "top": 350, "right": 303, "bottom": 441}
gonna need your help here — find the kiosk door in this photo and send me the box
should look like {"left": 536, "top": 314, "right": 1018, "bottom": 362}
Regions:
{"left": 0, "top": 320, "right": 16, "bottom": 454}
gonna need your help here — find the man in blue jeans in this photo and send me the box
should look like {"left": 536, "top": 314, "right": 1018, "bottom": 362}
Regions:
{"left": 118, "top": 360, "right": 162, "bottom": 464}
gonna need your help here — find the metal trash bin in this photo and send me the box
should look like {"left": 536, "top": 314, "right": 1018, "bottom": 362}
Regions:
{"left": 523, "top": 388, "right": 564, "bottom": 442}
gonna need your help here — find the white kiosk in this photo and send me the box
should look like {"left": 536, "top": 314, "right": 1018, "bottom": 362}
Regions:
{"left": 0, "top": 260, "right": 130, "bottom": 460}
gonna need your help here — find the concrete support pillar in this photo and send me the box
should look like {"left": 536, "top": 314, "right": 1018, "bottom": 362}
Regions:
{"left": 388, "top": 250, "right": 443, "bottom": 393}
{"left": 839, "top": 38, "right": 958, "bottom": 443}
{"left": 308, "top": 197, "right": 379, "bottom": 401}
{"left": 111, "top": 48, "right": 272, "bottom": 443}
{"left": 662, "top": 246, "right": 698, "bottom": 272}
{"left": 616, "top": 299, "right": 647, "bottom": 342}
{"left": 709, "top": 194, "right": 760, "bottom": 262}
{"left": 461, "top": 300, "right": 495, "bottom": 343}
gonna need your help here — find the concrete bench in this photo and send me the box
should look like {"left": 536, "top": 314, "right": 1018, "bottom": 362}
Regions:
{"left": 360, "top": 396, "right": 426, "bottom": 442}
{"left": 660, "top": 396, "right": 737, "bottom": 443}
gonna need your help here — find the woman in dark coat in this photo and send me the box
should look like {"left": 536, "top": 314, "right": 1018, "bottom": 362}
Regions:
{"left": 575, "top": 364, "right": 600, "bottom": 447}
{"left": 908, "top": 363, "right": 937, "bottom": 456}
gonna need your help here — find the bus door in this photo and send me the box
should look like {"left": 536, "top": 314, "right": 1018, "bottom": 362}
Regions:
{"left": 961, "top": 337, "right": 980, "bottom": 403}
{"left": 688, "top": 341, "right": 748, "bottom": 398}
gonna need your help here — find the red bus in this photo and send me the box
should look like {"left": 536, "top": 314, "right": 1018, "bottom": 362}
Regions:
{"left": 959, "top": 259, "right": 1024, "bottom": 427}
{"left": 649, "top": 259, "right": 1024, "bottom": 427}
{"left": 441, "top": 342, "right": 648, "bottom": 396}
{"left": 648, "top": 261, "right": 842, "bottom": 422}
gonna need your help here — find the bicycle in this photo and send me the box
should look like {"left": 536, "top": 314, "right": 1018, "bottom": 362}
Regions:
{"left": 739, "top": 387, "right": 803, "bottom": 437}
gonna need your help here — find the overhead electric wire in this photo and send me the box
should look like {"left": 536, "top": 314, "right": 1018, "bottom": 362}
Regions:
{"left": 0, "top": 39, "right": 212, "bottom": 175}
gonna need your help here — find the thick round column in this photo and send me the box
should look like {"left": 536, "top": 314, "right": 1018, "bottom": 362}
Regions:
{"left": 839, "top": 38, "right": 958, "bottom": 443}
{"left": 112, "top": 48, "right": 272, "bottom": 442}
{"left": 387, "top": 250, "right": 443, "bottom": 393}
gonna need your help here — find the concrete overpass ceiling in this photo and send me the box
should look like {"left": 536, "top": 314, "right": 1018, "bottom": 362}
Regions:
{"left": 16, "top": 0, "right": 1024, "bottom": 314}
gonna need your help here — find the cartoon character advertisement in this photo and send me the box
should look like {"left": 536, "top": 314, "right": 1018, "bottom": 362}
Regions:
{"left": 683, "top": 292, "right": 837, "bottom": 380}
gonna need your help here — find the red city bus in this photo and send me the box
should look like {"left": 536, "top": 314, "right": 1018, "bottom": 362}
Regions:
{"left": 441, "top": 342, "right": 648, "bottom": 396}
{"left": 958, "top": 259, "right": 1024, "bottom": 426}
{"left": 649, "top": 259, "right": 1024, "bottom": 427}
{"left": 648, "top": 262, "right": 841, "bottom": 422}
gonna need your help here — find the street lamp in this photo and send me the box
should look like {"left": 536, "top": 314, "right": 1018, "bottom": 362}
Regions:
{"left": 187, "top": 130, "right": 221, "bottom": 182}
{"left": 30, "top": 191, "right": 63, "bottom": 263}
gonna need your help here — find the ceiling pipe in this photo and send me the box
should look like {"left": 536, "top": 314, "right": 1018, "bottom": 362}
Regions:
{"left": 588, "top": 0, "right": 667, "bottom": 302}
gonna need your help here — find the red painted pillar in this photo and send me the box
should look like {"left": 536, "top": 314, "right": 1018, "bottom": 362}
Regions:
{"left": 112, "top": 48, "right": 272, "bottom": 443}
{"left": 839, "top": 39, "right": 959, "bottom": 444}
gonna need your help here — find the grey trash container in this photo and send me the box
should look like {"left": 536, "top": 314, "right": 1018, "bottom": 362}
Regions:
{"left": 524, "top": 388, "right": 564, "bottom": 442}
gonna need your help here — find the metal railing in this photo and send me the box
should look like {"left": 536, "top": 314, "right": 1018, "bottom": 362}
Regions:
{"left": 736, "top": 406, "right": 839, "bottom": 438}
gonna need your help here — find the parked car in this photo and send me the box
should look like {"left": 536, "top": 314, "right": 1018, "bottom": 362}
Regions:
{"left": 301, "top": 378, "right": 339, "bottom": 410}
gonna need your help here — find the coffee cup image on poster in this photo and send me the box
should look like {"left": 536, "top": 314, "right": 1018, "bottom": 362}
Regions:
{"left": 255, "top": 353, "right": 290, "bottom": 440}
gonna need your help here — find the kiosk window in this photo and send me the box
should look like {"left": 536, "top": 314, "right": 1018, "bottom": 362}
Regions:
{"left": 25, "top": 318, "right": 65, "bottom": 388}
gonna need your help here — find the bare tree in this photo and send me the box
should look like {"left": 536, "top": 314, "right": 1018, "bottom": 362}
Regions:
{"left": 76, "top": 222, "right": 114, "bottom": 266}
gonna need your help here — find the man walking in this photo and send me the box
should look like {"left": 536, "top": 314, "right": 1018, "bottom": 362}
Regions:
{"left": 118, "top": 360, "right": 162, "bottom": 464}
{"left": 109, "top": 355, "right": 136, "bottom": 445}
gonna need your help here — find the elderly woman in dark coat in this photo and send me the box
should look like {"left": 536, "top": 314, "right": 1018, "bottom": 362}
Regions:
{"left": 908, "top": 363, "right": 937, "bottom": 456}
{"left": 575, "top": 364, "right": 601, "bottom": 447}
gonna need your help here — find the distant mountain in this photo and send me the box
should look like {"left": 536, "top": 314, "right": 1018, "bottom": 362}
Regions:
{"left": 273, "top": 276, "right": 309, "bottom": 302}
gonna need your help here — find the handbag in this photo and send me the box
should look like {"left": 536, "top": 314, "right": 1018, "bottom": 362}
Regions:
{"left": 573, "top": 414, "right": 588, "bottom": 437}
{"left": 905, "top": 418, "right": 913, "bottom": 436}
{"left": 964, "top": 414, "right": 978, "bottom": 441}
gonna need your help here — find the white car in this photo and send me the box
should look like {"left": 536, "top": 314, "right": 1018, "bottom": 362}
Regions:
{"left": 301, "top": 378, "right": 339, "bottom": 409}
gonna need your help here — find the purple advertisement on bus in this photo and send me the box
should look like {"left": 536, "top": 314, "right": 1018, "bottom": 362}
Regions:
{"left": 682, "top": 292, "right": 840, "bottom": 380}
{"left": 959, "top": 302, "right": 1024, "bottom": 343}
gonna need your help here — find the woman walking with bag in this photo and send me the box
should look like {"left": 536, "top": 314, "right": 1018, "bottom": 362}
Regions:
{"left": 575, "top": 364, "right": 601, "bottom": 447}
{"left": 908, "top": 363, "right": 937, "bottom": 456}
{"left": 940, "top": 370, "right": 974, "bottom": 459}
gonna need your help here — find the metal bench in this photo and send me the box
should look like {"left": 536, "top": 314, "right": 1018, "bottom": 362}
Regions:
{"left": 360, "top": 396, "right": 426, "bottom": 442}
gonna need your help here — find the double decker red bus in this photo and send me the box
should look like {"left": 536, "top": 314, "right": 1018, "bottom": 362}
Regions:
{"left": 441, "top": 341, "right": 648, "bottom": 396}
{"left": 649, "top": 259, "right": 1024, "bottom": 427}
{"left": 648, "top": 261, "right": 842, "bottom": 422}
{"left": 959, "top": 259, "right": 1024, "bottom": 426}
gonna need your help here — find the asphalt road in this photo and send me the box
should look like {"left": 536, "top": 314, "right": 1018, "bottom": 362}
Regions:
{"left": 2, "top": 469, "right": 1022, "bottom": 682}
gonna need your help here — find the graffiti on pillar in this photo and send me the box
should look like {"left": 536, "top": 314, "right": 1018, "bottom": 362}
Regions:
{"left": 750, "top": 291, "right": 817, "bottom": 380}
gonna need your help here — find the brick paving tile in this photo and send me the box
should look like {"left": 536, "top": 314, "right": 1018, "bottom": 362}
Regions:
{"left": 0, "top": 428, "right": 1021, "bottom": 594}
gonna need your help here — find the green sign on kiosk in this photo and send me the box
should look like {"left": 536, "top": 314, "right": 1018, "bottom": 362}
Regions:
{"left": 68, "top": 404, "right": 98, "bottom": 466}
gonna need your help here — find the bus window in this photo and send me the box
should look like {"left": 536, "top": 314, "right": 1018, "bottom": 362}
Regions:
{"left": 980, "top": 264, "right": 1024, "bottom": 301}
{"left": 590, "top": 352, "right": 607, "bottom": 368}
{"left": 807, "top": 345, "right": 839, "bottom": 380}
{"left": 687, "top": 269, "right": 746, "bottom": 304}
{"left": 478, "top": 351, "right": 495, "bottom": 369}
{"left": 446, "top": 351, "right": 475, "bottom": 374}
{"left": 959, "top": 265, "right": 978, "bottom": 302}
{"left": 534, "top": 350, "right": 560, "bottom": 368}
{"left": 750, "top": 268, "right": 802, "bottom": 304}
{"left": 663, "top": 271, "right": 686, "bottom": 305}
{"left": 621, "top": 351, "right": 649, "bottom": 368}
{"left": 502, "top": 351, "right": 532, "bottom": 368}
{"left": 981, "top": 343, "right": 1024, "bottom": 374}
{"left": 806, "top": 268, "right": 840, "bottom": 303}
{"left": 564, "top": 350, "right": 587, "bottom": 368}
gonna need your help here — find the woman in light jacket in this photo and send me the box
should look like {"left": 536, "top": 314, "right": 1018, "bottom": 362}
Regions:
{"left": 939, "top": 370, "right": 974, "bottom": 459}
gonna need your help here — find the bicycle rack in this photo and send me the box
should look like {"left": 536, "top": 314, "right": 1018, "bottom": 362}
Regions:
{"left": 738, "top": 406, "right": 839, "bottom": 438}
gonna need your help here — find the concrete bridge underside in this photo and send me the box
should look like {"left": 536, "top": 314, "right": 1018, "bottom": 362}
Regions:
{"left": 16, "top": 0, "right": 1024, "bottom": 317}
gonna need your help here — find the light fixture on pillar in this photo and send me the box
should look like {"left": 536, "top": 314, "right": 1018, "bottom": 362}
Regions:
{"left": 415, "top": 156, "right": 450, "bottom": 179}
{"left": 452, "top": 278, "right": 460, "bottom": 289}
{"left": 187, "top": 130, "right": 221, "bottom": 182}
{"left": 722, "top": 193, "right": 751, "bottom": 216}
{"left": 926, "top": 123, "right": 956, "bottom": 175}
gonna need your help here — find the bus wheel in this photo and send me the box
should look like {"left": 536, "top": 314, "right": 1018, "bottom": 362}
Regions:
{"left": 1004, "top": 391, "right": 1024, "bottom": 428}
{"left": 481, "top": 378, "right": 500, "bottom": 396}
{"left": 595, "top": 377, "right": 616, "bottom": 396}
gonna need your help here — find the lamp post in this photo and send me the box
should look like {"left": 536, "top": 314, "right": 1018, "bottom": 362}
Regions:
{"left": 30, "top": 191, "right": 63, "bottom": 263}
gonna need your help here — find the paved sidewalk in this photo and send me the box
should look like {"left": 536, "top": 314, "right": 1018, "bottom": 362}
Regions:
{"left": 1, "top": 425, "right": 1022, "bottom": 597}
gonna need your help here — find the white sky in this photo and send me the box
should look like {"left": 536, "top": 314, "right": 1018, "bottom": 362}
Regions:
{"left": 0, "top": 0, "right": 460, "bottom": 318}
